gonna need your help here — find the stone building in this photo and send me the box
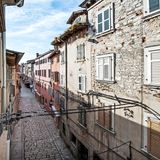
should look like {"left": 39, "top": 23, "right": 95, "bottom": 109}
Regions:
{"left": 6, "top": 49, "right": 24, "bottom": 113}
{"left": 48, "top": 50, "right": 60, "bottom": 126}
{"left": 52, "top": 9, "right": 93, "bottom": 159}
{"left": 52, "top": 0, "right": 160, "bottom": 160}
{"left": 0, "top": 1, "right": 24, "bottom": 159}
{"left": 34, "top": 50, "right": 53, "bottom": 109}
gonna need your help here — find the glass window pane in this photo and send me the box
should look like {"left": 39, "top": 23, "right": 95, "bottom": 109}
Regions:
{"left": 98, "top": 58, "right": 103, "bottom": 65}
{"left": 79, "top": 76, "right": 81, "bottom": 83}
{"left": 98, "top": 23, "right": 103, "bottom": 33}
{"left": 151, "top": 61, "right": 160, "bottom": 83}
{"left": 104, "top": 20, "right": 110, "bottom": 31}
{"left": 104, "top": 65, "right": 109, "bottom": 79}
{"left": 104, "top": 9, "right": 109, "bottom": 20}
{"left": 98, "top": 65, "right": 103, "bottom": 79}
{"left": 149, "top": 0, "right": 160, "bottom": 12}
{"left": 98, "top": 13, "right": 102, "bottom": 23}
{"left": 104, "top": 57, "right": 109, "bottom": 64}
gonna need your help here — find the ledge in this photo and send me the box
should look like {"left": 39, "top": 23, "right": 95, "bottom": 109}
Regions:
{"left": 76, "top": 59, "right": 86, "bottom": 63}
{"left": 95, "top": 122, "right": 116, "bottom": 135}
{"left": 96, "top": 29, "right": 115, "bottom": 38}
{"left": 77, "top": 122, "right": 87, "bottom": 131}
{"left": 96, "top": 79, "right": 116, "bottom": 84}
{"left": 143, "top": 84, "right": 160, "bottom": 89}
{"left": 142, "top": 10, "right": 160, "bottom": 21}
{"left": 141, "top": 148, "right": 159, "bottom": 160}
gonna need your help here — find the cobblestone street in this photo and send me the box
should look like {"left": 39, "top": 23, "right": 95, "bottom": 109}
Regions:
{"left": 10, "top": 84, "right": 74, "bottom": 160}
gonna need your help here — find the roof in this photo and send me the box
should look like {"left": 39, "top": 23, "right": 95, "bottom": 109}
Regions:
{"left": 67, "top": 9, "right": 87, "bottom": 24}
{"left": 6, "top": 49, "right": 24, "bottom": 66}
{"left": 27, "top": 59, "right": 35, "bottom": 64}
{"left": 51, "top": 23, "right": 88, "bottom": 45}
{"left": 48, "top": 50, "right": 60, "bottom": 59}
{"left": 79, "top": 0, "right": 97, "bottom": 8}
{"left": 3, "top": 0, "right": 24, "bottom": 7}
{"left": 35, "top": 50, "right": 54, "bottom": 60}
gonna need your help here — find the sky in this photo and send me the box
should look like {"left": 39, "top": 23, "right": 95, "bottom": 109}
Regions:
{"left": 6, "top": 0, "right": 82, "bottom": 63}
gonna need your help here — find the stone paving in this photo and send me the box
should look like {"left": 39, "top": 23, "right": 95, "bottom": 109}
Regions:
{"left": 10, "top": 84, "right": 74, "bottom": 160}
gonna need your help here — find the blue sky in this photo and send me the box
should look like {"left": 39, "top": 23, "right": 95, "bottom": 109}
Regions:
{"left": 6, "top": 0, "right": 82, "bottom": 63}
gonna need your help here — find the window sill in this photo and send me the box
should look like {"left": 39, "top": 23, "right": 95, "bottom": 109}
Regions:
{"left": 77, "top": 90, "right": 87, "bottom": 94}
{"left": 71, "top": 142, "right": 76, "bottom": 148}
{"left": 96, "top": 29, "right": 115, "bottom": 38}
{"left": 141, "top": 148, "right": 159, "bottom": 160}
{"left": 96, "top": 79, "right": 116, "bottom": 84}
{"left": 77, "top": 122, "right": 87, "bottom": 131}
{"left": 142, "top": 10, "right": 160, "bottom": 21}
{"left": 76, "top": 59, "right": 86, "bottom": 63}
{"left": 143, "top": 84, "right": 160, "bottom": 89}
{"left": 95, "top": 122, "right": 116, "bottom": 135}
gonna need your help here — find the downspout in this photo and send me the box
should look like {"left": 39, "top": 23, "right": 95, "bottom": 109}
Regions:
{"left": 65, "top": 41, "right": 68, "bottom": 118}
{"left": 2, "top": 31, "right": 6, "bottom": 113}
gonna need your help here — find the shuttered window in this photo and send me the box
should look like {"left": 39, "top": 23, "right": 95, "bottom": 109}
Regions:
{"left": 147, "top": 119, "right": 160, "bottom": 159}
{"left": 97, "top": 109, "right": 112, "bottom": 130}
{"left": 96, "top": 53, "right": 115, "bottom": 81}
{"left": 78, "top": 75, "right": 86, "bottom": 93}
{"left": 97, "top": 3, "right": 114, "bottom": 34}
{"left": 144, "top": 46, "right": 160, "bottom": 85}
{"left": 78, "top": 105, "right": 87, "bottom": 127}
{"left": 144, "top": 0, "right": 160, "bottom": 15}
{"left": 77, "top": 44, "right": 85, "bottom": 60}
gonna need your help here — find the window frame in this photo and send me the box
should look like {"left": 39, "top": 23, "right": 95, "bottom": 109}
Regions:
{"left": 78, "top": 74, "right": 86, "bottom": 93}
{"left": 95, "top": 104, "right": 115, "bottom": 133}
{"left": 78, "top": 105, "right": 87, "bottom": 128}
{"left": 96, "top": 3, "right": 114, "bottom": 35}
{"left": 96, "top": 53, "right": 115, "bottom": 82}
{"left": 144, "top": 0, "right": 160, "bottom": 16}
{"left": 77, "top": 43, "right": 85, "bottom": 61}
{"left": 144, "top": 45, "right": 160, "bottom": 85}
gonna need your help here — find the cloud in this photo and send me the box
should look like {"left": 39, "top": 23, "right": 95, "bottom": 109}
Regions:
{"left": 6, "top": 0, "right": 82, "bottom": 63}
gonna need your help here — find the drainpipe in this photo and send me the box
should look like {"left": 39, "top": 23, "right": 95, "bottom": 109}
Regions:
{"left": 64, "top": 41, "right": 68, "bottom": 118}
{"left": 2, "top": 31, "right": 6, "bottom": 113}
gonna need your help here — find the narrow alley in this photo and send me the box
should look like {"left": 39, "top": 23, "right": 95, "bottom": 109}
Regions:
{"left": 10, "top": 84, "right": 74, "bottom": 160}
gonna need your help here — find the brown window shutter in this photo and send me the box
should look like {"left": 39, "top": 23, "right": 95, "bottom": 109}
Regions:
{"left": 148, "top": 119, "right": 160, "bottom": 159}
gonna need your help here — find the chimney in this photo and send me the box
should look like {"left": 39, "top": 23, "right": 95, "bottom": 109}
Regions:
{"left": 36, "top": 53, "right": 39, "bottom": 57}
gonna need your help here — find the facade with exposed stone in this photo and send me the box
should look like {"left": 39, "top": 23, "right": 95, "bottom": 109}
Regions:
{"left": 34, "top": 50, "right": 53, "bottom": 110}
{"left": 52, "top": 0, "right": 160, "bottom": 160}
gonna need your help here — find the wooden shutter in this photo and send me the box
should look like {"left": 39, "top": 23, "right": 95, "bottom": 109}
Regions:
{"left": 151, "top": 51, "right": 160, "bottom": 84}
{"left": 98, "top": 109, "right": 105, "bottom": 126}
{"left": 148, "top": 119, "right": 160, "bottom": 159}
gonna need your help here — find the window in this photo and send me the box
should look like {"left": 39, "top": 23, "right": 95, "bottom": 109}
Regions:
{"left": 71, "top": 133, "right": 77, "bottom": 146}
{"left": 96, "top": 54, "right": 115, "bottom": 81}
{"left": 78, "top": 105, "right": 87, "bottom": 127}
{"left": 143, "top": 114, "right": 160, "bottom": 159}
{"left": 53, "top": 72, "right": 60, "bottom": 82}
{"left": 144, "top": 0, "right": 160, "bottom": 15}
{"left": 62, "top": 123, "right": 66, "bottom": 136}
{"left": 61, "top": 51, "right": 65, "bottom": 64}
{"left": 144, "top": 46, "right": 160, "bottom": 85}
{"left": 78, "top": 75, "right": 86, "bottom": 92}
{"left": 97, "top": 3, "right": 114, "bottom": 34}
{"left": 48, "top": 69, "right": 51, "bottom": 78}
{"left": 44, "top": 70, "right": 46, "bottom": 77}
{"left": 147, "top": 118, "right": 160, "bottom": 158}
{"left": 77, "top": 44, "right": 85, "bottom": 60}
{"left": 96, "top": 104, "right": 115, "bottom": 132}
